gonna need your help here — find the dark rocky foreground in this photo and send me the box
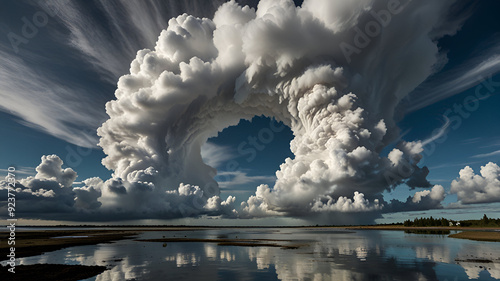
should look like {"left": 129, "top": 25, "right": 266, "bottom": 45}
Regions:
{"left": 0, "top": 230, "right": 139, "bottom": 259}
{"left": 0, "top": 264, "right": 107, "bottom": 281}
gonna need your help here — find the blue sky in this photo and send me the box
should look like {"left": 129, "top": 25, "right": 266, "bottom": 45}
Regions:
{"left": 1, "top": 0, "right": 499, "bottom": 225}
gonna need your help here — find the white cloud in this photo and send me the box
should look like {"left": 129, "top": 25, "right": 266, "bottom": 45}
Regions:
{"left": 34, "top": 155, "right": 77, "bottom": 188}
{"left": 406, "top": 43, "right": 500, "bottom": 113}
{"left": 240, "top": 185, "right": 282, "bottom": 218}
{"left": 311, "top": 191, "right": 383, "bottom": 212}
{"left": 420, "top": 116, "right": 450, "bottom": 147}
{"left": 204, "top": 195, "right": 238, "bottom": 217}
{"left": 0, "top": 0, "right": 476, "bottom": 223}
{"left": 412, "top": 185, "right": 445, "bottom": 204}
{"left": 38, "top": 0, "right": 230, "bottom": 82}
{"left": 382, "top": 185, "right": 446, "bottom": 213}
{"left": 201, "top": 142, "right": 234, "bottom": 169}
{"left": 472, "top": 150, "right": 500, "bottom": 159}
{"left": 0, "top": 50, "right": 104, "bottom": 147}
{"left": 0, "top": 167, "right": 35, "bottom": 177}
{"left": 0, "top": 1, "right": 231, "bottom": 147}
{"left": 450, "top": 162, "right": 500, "bottom": 204}
{"left": 0, "top": 155, "right": 239, "bottom": 221}
{"left": 0, "top": 155, "right": 79, "bottom": 216}
{"left": 217, "top": 171, "right": 276, "bottom": 189}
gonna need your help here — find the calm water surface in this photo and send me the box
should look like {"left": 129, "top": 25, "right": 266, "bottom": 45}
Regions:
{"left": 6, "top": 228, "right": 500, "bottom": 280}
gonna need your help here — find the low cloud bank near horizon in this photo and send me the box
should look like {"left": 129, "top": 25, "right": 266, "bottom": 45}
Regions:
{"left": 0, "top": 154, "right": 493, "bottom": 222}
{"left": 1, "top": 0, "right": 499, "bottom": 224}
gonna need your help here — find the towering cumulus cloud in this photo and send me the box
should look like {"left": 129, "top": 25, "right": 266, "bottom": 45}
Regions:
{"left": 1, "top": 0, "right": 470, "bottom": 223}
{"left": 95, "top": 0, "right": 462, "bottom": 223}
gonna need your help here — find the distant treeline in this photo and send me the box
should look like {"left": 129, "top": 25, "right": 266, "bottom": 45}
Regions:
{"left": 460, "top": 214, "right": 500, "bottom": 227}
{"left": 403, "top": 214, "right": 500, "bottom": 227}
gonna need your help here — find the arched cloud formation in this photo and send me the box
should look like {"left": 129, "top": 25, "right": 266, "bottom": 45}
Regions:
{"left": 98, "top": 0, "right": 457, "bottom": 221}
{"left": 1, "top": 0, "right": 490, "bottom": 223}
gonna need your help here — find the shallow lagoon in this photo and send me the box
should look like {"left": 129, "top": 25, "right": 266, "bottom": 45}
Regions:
{"left": 10, "top": 228, "right": 500, "bottom": 280}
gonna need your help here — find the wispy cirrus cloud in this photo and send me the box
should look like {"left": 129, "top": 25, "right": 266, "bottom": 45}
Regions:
{"left": 201, "top": 142, "right": 235, "bottom": 169}
{"left": 0, "top": 0, "right": 245, "bottom": 147}
{"left": 0, "top": 47, "right": 105, "bottom": 147}
{"left": 472, "top": 150, "right": 500, "bottom": 158}
{"left": 406, "top": 42, "right": 500, "bottom": 113}
{"left": 428, "top": 160, "right": 484, "bottom": 170}
{"left": 461, "top": 137, "right": 482, "bottom": 145}
{"left": 0, "top": 166, "right": 35, "bottom": 178}
{"left": 39, "top": 0, "right": 240, "bottom": 82}
{"left": 217, "top": 171, "right": 276, "bottom": 189}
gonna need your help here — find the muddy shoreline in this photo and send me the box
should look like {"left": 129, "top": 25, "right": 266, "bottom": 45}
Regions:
{"left": 344, "top": 225, "right": 500, "bottom": 242}
{"left": 0, "top": 230, "right": 140, "bottom": 260}
{"left": 0, "top": 264, "right": 107, "bottom": 281}
{"left": 448, "top": 231, "right": 500, "bottom": 242}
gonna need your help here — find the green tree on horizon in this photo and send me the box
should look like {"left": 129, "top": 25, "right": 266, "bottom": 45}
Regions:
{"left": 402, "top": 215, "right": 500, "bottom": 227}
